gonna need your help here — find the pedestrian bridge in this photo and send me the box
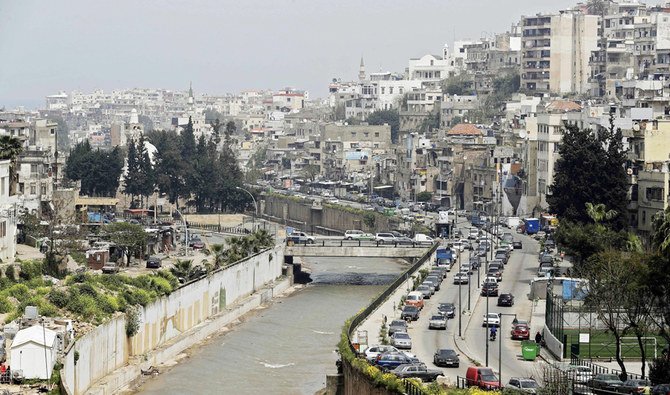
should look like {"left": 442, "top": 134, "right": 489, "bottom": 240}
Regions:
{"left": 284, "top": 241, "right": 434, "bottom": 258}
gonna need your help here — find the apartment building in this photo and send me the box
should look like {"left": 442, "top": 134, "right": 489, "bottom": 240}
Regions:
{"left": 0, "top": 160, "right": 18, "bottom": 263}
{"left": 520, "top": 11, "right": 599, "bottom": 94}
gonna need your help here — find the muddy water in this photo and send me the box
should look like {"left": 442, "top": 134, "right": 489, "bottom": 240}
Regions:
{"left": 137, "top": 257, "right": 408, "bottom": 395}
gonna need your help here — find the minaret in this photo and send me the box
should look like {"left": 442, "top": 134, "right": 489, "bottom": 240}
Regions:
{"left": 187, "top": 81, "right": 194, "bottom": 105}
{"left": 358, "top": 57, "right": 366, "bottom": 81}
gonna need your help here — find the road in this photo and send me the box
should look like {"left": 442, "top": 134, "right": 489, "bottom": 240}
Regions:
{"left": 404, "top": 218, "right": 545, "bottom": 385}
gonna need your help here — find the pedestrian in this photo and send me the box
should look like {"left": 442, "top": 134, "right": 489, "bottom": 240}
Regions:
{"left": 535, "top": 331, "right": 542, "bottom": 345}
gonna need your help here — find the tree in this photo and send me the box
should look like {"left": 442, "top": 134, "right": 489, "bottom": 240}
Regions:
{"left": 416, "top": 191, "right": 432, "bottom": 202}
{"left": 148, "top": 130, "right": 186, "bottom": 206}
{"left": 367, "top": 109, "right": 400, "bottom": 143}
{"left": 103, "top": 222, "right": 148, "bottom": 264}
{"left": 123, "top": 138, "right": 140, "bottom": 201}
{"left": 651, "top": 206, "right": 670, "bottom": 255}
{"left": 0, "top": 135, "right": 23, "bottom": 195}
{"left": 441, "top": 73, "right": 471, "bottom": 95}
{"left": 302, "top": 164, "right": 320, "bottom": 182}
{"left": 65, "top": 142, "right": 124, "bottom": 197}
{"left": 548, "top": 125, "right": 628, "bottom": 230}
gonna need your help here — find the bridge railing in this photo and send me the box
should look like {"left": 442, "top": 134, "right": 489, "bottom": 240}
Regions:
{"left": 286, "top": 239, "right": 432, "bottom": 248}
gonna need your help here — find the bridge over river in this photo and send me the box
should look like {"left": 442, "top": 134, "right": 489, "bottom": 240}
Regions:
{"left": 285, "top": 240, "right": 434, "bottom": 258}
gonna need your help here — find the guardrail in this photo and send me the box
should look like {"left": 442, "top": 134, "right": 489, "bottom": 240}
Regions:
{"left": 286, "top": 239, "right": 433, "bottom": 248}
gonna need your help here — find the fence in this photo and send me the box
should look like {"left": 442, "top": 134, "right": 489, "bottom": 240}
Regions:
{"left": 570, "top": 354, "right": 642, "bottom": 380}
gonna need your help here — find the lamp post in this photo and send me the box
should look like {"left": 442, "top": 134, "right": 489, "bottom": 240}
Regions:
{"left": 458, "top": 252, "right": 462, "bottom": 338}
{"left": 174, "top": 208, "right": 189, "bottom": 255}
{"left": 236, "top": 186, "right": 258, "bottom": 229}
{"left": 485, "top": 252, "right": 490, "bottom": 367}
{"left": 498, "top": 313, "right": 517, "bottom": 388}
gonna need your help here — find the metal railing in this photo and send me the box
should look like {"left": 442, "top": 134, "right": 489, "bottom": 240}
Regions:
{"left": 570, "top": 354, "right": 643, "bottom": 380}
{"left": 286, "top": 239, "right": 432, "bottom": 248}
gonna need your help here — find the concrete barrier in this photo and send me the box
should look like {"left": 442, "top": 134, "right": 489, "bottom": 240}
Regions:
{"left": 61, "top": 245, "right": 285, "bottom": 395}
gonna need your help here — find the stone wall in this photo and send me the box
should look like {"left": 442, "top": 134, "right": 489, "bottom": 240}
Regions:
{"left": 342, "top": 359, "right": 395, "bottom": 395}
{"left": 61, "top": 245, "right": 285, "bottom": 395}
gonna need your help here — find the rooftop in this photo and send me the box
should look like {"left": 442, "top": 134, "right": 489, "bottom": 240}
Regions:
{"left": 447, "top": 123, "right": 483, "bottom": 136}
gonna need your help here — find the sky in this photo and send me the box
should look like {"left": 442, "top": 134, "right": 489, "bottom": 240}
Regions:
{"left": 0, "top": 0, "right": 582, "bottom": 109}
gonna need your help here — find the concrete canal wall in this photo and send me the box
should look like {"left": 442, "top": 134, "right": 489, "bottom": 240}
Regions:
{"left": 61, "top": 245, "right": 286, "bottom": 395}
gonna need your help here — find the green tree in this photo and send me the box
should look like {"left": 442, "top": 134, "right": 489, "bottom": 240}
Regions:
{"left": 548, "top": 125, "right": 628, "bottom": 230}
{"left": 66, "top": 142, "right": 124, "bottom": 197}
{"left": 137, "top": 135, "right": 155, "bottom": 201}
{"left": 416, "top": 191, "right": 432, "bottom": 202}
{"left": 0, "top": 135, "right": 23, "bottom": 195}
{"left": 123, "top": 138, "right": 140, "bottom": 201}
{"left": 441, "top": 73, "right": 472, "bottom": 95}
{"left": 302, "top": 164, "right": 320, "bottom": 182}
{"left": 367, "top": 109, "right": 400, "bottom": 143}
{"left": 147, "top": 130, "right": 187, "bottom": 206}
{"left": 103, "top": 222, "right": 148, "bottom": 264}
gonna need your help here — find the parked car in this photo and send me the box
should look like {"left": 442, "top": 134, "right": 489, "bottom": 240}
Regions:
{"left": 616, "top": 378, "right": 651, "bottom": 394}
{"left": 428, "top": 315, "right": 448, "bottom": 330}
{"left": 481, "top": 283, "right": 499, "bottom": 297}
{"left": 512, "top": 240, "right": 523, "bottom": 249}
{"left": 416, "top": 285, "right": 432, "bottom": 299}
{"left": 405, "top": 291, "right": 425, "bottom": 308}
{"left": 468, "top": 228, "right": 480, "bottom": 239}
{"left": 651, "top": 384, "right": 670, "bottom": 395}
{"left": 401, "top": 305, "right": 420, "bottom": 321}
{"left": 497, "top": 293, "right": 514, "bottom": 307}
{"left": 390, "top": 332, "right": 412, "bottom": 349}
{"left": 483, "top": 313, "right": 501, "bottom": 327}
{"left": 510, "top": 324, "right": 530, "bottom": 340}
{"left": 391, "top": 363, "right": 443, "bottom": 382}
{"left": 424, "top": 276, "right": 441, "bottom": 291}
{"left": 565, "top": 365, "right": 594, "bottom": 384}
{"left": 375, "top": 352, "right": 415, "bottom": 371}
{"left": 189, "top": 237, "right": 206, "bottom": 249}
{"left": 388, "top": 320, "right": 408, "bottom": 336}
{"left": 437, "top": 303, "right": 456, "bottom": 318}
{"left": 506, "top": 377, "right": 538, "bottom": 393}
{"left": 495, "top": 251, "right": 509, "bottom": 264}
{"left": 466, "top": 366, "right": 500, "bottom": 390}
{"left": 101, "top": 261, "right": 120, "bottom": 274}
{"left": 433, "top": 349, "right": 460, "bottom": 367}
{"left": 364, "top": 345, "right": 399, "bottom": 362}
{"left": 344, "top": 230, "right": 374, "bottom": 240}
{"left": 146, "top": 256, "right": 163, "bottom": 269}
{"left": 588, "top": 374, "right": 624, "bottom": 392}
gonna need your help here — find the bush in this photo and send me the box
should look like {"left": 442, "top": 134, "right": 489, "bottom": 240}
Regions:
{"left": 95, "top": 293, "right": 120, "bottom": 314}
{"left": 650, "top": 356, "right": 670, "bottom": 385}
{"left": 148, "top": 276, "right": 173, "bottom": 296}
{"left": 155, "top": 270, "right": 179, "bottom": 290}
{"left": 6, "top": 283, "right": 29, "bottom": 300}
{"left": 19, "top": 260, "right": 44, "bottom": 281}
{"left": 48, "top": 289, "right": 69, "bottom": 308}
{"left": 77, "top": 283, "right": 98, "bottom": 297}
{"left": 121, "top": 288, "right": 153, "bottom": 307}
{"left": 125, "top": 305, "right": 141, "bottom": 337}
{"left": 0, "top": 296, "right": 13, "bottom": 314}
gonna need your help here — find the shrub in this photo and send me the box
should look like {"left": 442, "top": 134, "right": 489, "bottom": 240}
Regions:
{"left": 5, "top": 266, "right": 17, "bottom": 282}
{"left": 125, "top": 305, "right": 141, "bottom": 337}
{"left": 6, "top": 283, "right": 29, "bottom": 300}
{"left": 77, "top": 283, "right": 98, "bottom": 297}
{"left": 155, "top": 270, "right": 179, "bottom": 290}
{"left": 650, "top": 356, "right": 670, "bottom": 385}
{"left": 0, "top": 296, "right": 13, "bottom": 314}
{"left": 48, "top": 289, "right": 69, "bottom": 308}
{"left": 95, "top": 293, "right": 120, "bottom": 314}
{"left": 148, "top": 276, "right": 173, "bottom": 296}
{"left": 66, "top": 272, "right": 91, "bottom": 285}
{"left": 19, "top": 260, "right": 44, "bottom": 281}
{"left": 121, "top": 288, "right": 153, "bottom": 307}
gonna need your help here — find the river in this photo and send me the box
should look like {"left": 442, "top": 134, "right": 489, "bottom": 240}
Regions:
{"left": 137, "top": 256, "right": 408, "bottom": 395}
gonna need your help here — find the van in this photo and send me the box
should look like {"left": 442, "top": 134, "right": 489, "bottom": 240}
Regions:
{"left": 465, "top": 366, "right": 500, "bottom": 390}
{"left": 413, "top": 233, "right": 434, "bottom": 244}
{"left": 405, "top": 291, "right": 425, "bottom": 309}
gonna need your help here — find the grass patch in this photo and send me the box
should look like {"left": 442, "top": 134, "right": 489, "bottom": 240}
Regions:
{"left": 564, "top": 329, "right": 669, "bottom": 359}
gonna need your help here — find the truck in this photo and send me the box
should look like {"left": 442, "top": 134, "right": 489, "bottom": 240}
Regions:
{"left": 435, "top": 210, "right": 452, "bottom": 238}
{"left": 523, "top": 218, "right": 540, "bottom": 235}
{"left": 506, "top": 217, "right": 521, "bottom": 230}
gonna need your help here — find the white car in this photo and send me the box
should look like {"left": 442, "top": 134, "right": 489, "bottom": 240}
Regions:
{"left": 343, "top": 230, "right": 374, "bottom": 240}
{"left": 483, "top": 313, "right": 501, "bottom": 327}
{"left": 468, "top": 229, "right": 479, "bottom": 240}
{"left": 453, "top": 273, "right": 469, "bottom": 284}
{"left": 428, "top": 314, "right": 448, "bottom": 330}
{"left": 390, "top": 332, "right": 412, "bottom": 349}
{"left": 364, "top": 344, "right": 399, "bottom": 362}
{"left": 564, "top": 365, "right": 594, "bottom": 383}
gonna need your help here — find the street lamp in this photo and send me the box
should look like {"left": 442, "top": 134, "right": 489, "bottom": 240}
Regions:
{"left": 458, "top": 251, "right": 462, "bottom": 338}
{"left": 236, "top": 186, "right": 258, "bottom": 229}
{"left": 485, "top": 253, "right": 490, "bottom": 367}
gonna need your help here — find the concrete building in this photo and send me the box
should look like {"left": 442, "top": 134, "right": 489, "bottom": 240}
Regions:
{"left": 520, "top": 11, "right": 599, "bottom": 94}
{"left": 10, "top": 324, "right": 58, "bottom": 380}
{"left": 0, "top": 160, "right": 17, "bottom": 263}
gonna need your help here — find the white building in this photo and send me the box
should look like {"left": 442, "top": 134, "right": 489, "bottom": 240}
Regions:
{"left": 0, "top": 160, "right": 17, "bottom": 263}
{"left": 10, "top": 324, "right": 58, "bottom": 380}
{"left": 408, "top": 51, "right": 452, "bottom": 84}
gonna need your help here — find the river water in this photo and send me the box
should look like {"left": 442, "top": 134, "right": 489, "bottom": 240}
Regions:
{"left": 137, "top": 256, "right": 408, "bottom": 395}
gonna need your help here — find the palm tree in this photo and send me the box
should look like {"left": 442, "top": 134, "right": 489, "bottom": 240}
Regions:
{"left": 210, "top": 244, "right": 225, "bottom": 269}
{"left": 585, "top": 202, "right": 618, "bottom": 224}
{"left": 0, "top": 135, "right": 23, "bottom": 195}
{"left": 652, "top": 207, "right": 670, "bottom": 255}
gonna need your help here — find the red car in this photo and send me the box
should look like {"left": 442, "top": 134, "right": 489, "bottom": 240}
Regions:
{"left": 511, "top": 324, "right": 530, "bottom": 340}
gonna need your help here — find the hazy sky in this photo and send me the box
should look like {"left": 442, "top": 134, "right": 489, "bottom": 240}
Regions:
{"left": 0, "top": 0, "right": 581, "bottom": 109}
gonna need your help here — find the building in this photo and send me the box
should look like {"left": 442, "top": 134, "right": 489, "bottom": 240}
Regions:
{"left": 0, "top": 160, "right": 17, "bottom": 263}
{"left": 520, "top": 11, "right": 599, "bottom": 94}
{"left": 10, "top": 324, "right": 58, "bottom": 380}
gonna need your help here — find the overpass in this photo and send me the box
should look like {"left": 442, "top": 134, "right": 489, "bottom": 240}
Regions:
{"left": 284, "top": 241, "right": 434, "bottom": 258}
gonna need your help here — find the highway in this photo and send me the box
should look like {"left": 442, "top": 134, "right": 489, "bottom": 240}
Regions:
{"left": 403, "top": 218, "right": 545, "bottom": 385}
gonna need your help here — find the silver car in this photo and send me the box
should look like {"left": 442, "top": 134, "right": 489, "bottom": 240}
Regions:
{"left": 390, "top": 332, "right": 412, "bottom": 349}
{"left": 428, "top": 315, "right": 448, "bottom": 330}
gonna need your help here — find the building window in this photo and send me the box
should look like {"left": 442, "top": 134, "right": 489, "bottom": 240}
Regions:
{"left": 642, "top": 210, "right": 646, "bottom": 224}
{"left": 364, "top": 132, "right": 369, "bottom": 138}
{"left": 351, "top": 132, "right": 357, "bottom": 137}
{"left": 0, "top": 221, "right": 5, "bottom": 237}
{"left": 30, "top": 184, "right": 36, "bottom": 195}
{"left": 375, "top": 132, "right": 379, "bottom": 137}
{"left": 646, "top": 187, "right": 663, "bottom": 201}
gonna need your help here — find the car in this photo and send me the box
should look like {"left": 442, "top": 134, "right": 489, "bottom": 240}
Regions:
{"left": 489, "top": 261, "right": 504, "bottom": 273}
{"left": 539, "top": 253, "right": 554, "bottom": 265}
{"left": 506, "top": 377, "right": 538, "bottom": 393}
{"left": 468, "top": 229, "right": 480, "bottom": 239}
{"left": 469, "top": 256, "right": 481, "bottom": 269}
{"left": 483, "top": 276, "right": 498, "bottom": 285}
{"left": 483, "top": 313, "right": 501, "bottom": 327}
{"left": 487, "top": 268, "right": 503, "bottom": 282}
{"left": 453, "top": 273, "right": 469, "bottom": 284}
{"left": 388, "top": 320, "right": 408, "bottom": 336}
{"left": 616, "top": 378, "right": 651, "bottom": 394}
{"left": 433, "top": 349, "right": 460, "bottom": 367}
{"left": 466, "top": 366, "right": 500, "bottom": 390}
{"left": 437, "top": 303, "right": 456, "bottom": 318}
{"left": 495, "top": 251, "right": 509, "bottom": 264}
{"left": 476, "top": 245, "right": 488, "bottom": 257}
{"left": 416, "top": 285, "right": 432, "bottom": 299}
{"left": 428, "top": 315, "right": 448, "bottom": 330}
{"left": 510, "top": 324, "right": 530, "bottom": 340}
{"left": 375, "top": 232, "right": 396, "bottom": 244}
{"left": 435, "top": 258, "right": 453, "bottom": 271}
{"left": 401, "top": 305, "right": 420, "bottom": 321}
{"left": 391, "top": 363, "right": 443, "bottom": 382}
{"left": 429, "top": 269, "right": 446, "bottom": 280}
{"left": 459, "top": 263, "right": 473, "bottom": 275}
{"left": 512, "top": 240, "right": 523, "bottom": 249}
{"left": 101, "top": 261, "right": 120, "bottom": 274}
{"left": 375, "top": 352, "right": 415, "bottom": 371}
{"left": 424, "top": 276, "right": 441, "bottom": 291}
{"left": 189, "top": 237, "right": 206, "bottom": 249}
{"left": 565, "top": 365, "right": 594, "bottom": 384}
{"left": 344, "top": 230, "right": 374, "bottom": 240}
{"left": 405, "top": 291, "right": 425, "bottom": 308}
{"left": 364, "top": 345, "right": 399, "bottom": 362}
{"left": 390, "top": 332, "right": 412, "bottom": 349}
{"left": 146, "top": 256, "right": 163, "bottom": 269}
{"left": 651, "top": 384, "right": 670, "bottom": 395}
{"left": 497, "top": 293, "right": 514, "bottom": 307}
{"left": 481, "top": 283, "right": 499, "bottom": 297}
{"left": 287, "top": 231, "right": 315, "bottom": 244}
{"left": 588, "top": 374, "right": 624, "bottom": 391}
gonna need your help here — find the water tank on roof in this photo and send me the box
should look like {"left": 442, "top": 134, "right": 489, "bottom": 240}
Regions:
{"left": 24, "top": 306, "right": 38, "bottom": 320}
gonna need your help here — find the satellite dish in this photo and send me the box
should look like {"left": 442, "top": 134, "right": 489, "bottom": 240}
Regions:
{"left": 519, "top": 130, "right": 527, "bottom": 139}
{"left": 633, "top": 122, "right": 640, "bottom": 131}
{"left": 627, "top": 168, "right": 633, "bottom": 175}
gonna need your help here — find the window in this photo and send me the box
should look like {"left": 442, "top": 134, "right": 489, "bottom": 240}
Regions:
{"left": 0, "top": 177, "right": 4, "bottom": 196}
{"left": 642, "top": 210, "right": 646, "bottom": 225}
{"left": 30, "top": 184, "right": 36, "bottom": 195}
{"left": 389, "top": 87, "right": 394, "bottom": 94}
{"left": 0, "top": 221, "right": 5, "bottom": 237}
{"left": 364, "top": 132, "right": 369, "bottom": 138}
{"left": 375, "top": 132, "right": 380, "bottom": 137}
{"left": 351, "top": 132, "right": 357, "bottom": 137}
{"left": 646, "top": 187, "right": 663, "bottom": 201}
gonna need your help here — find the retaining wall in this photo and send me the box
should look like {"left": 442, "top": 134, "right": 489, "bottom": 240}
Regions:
{"left": 61, "top": 245, "right": 285, "bottom": 395}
